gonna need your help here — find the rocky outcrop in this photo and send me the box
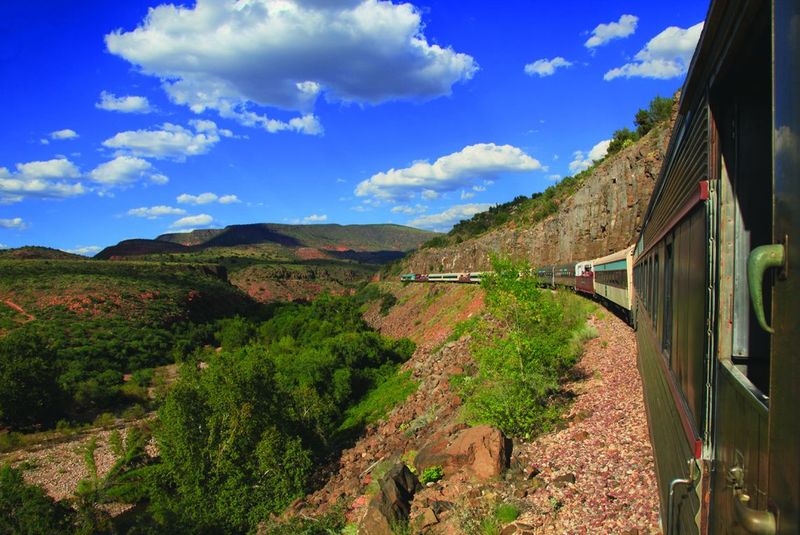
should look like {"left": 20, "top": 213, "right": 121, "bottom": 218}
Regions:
{"left": 359, "top": 463, "right": 422, "bottom": 534}
{"left": 415, "top": 425, "right": 512, "bottom": 481}
{"left": 405, "top": 124, "right": 672, "bottom": 272}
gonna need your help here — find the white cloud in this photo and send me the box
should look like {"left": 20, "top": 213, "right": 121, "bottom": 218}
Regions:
{"left": 102, "top": 122, "right": 222, "bottom": 160}
{"left": 127, "top": 205, "right": 187, "bottom": 219}
{"left": 460, "top": 190, "right": 475, "bottom": 200}
{"left": 0, "top": 159, "right": 85, "bottom": 203}
{"left": 104, "top": 0, "right": 477, "bottom": 133}
{"left": 548, "top": 174, "right": 562, "bottom": 181}
{"left": 177, "top": 192, "right": 239, "bottom": 205}
{"left": 390, "top": 204, "right": 427, "bottom": 215}
{"left": 336, "top": 178, "right": 347, "bottom": 184}
{"left": 89, "top": 156, "right": 166, "bottom": 186}
{"left": 67, "top": 245, "right": 102, "bottom": 256}
{"left": 472, "top": 185, "right": 486, "bottom": 192}
{"left": 171, "top": 214, "right": 213, "bottom": 228}
{"left": 408, "top": 203, "right": 492, "bottom": 231}
{"left": 0, "top": 217, "right": 25, "bottom": 229}
{"left": 96, "top": 91, "right": 153, "bottom": 113}
{"left": 218, "top": 194, "right": 240, "bottom": 204}
{"left": 50, "top": 129, "right": 79, "bottom": 140}
{"left": 15, "top": 159, "right": 80, "bottom": 179}
{"left": 303, "top": 214, "right": 328, "bottom": 223}
{"left": 0, "top": 243, "right": 7, "bottom": 249}
{"left": 356, "top": 143, "right": 541, "bottom": 201}
{"left": 569, "top": 139, "right": 610, "bottom": 173}
{"left": 524, "top": 57, "right": 573, "bottom": 77}
{"left": 605, "top": 22, "right": 703, "bottom": 80}
{"left": 177, "top": 192, "right": 218, "bottom": 205}
{"left": 585, "top": 14, "right": 638, "bottom": 49}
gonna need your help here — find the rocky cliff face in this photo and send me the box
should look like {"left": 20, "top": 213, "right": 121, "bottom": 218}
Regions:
{"left": 405, "top": 124, "right": 671, "bottom": 272}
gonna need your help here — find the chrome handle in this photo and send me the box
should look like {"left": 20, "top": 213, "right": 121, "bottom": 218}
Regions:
{"left": 667, "top": 460, "right": 700, "bottom": 535}
{"left": 747, "top": 244, "right": 785, "bottom": 333}
{"left": 728, "top": 466, "right": 776, "bottom": 534}
{"left": 733, "top": 491, "right": 776, "bottom": 535}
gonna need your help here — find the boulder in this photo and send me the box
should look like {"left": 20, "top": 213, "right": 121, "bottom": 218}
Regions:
{"left": 416, "top": 425, "right": 511, "bottom": 481}
{"left": 358, "top": 464, "right": 422, "bottom": 535}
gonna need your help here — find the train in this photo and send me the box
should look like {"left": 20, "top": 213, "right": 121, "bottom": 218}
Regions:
{"left": 400, "top": 0, "right": 798, "bottom": 532}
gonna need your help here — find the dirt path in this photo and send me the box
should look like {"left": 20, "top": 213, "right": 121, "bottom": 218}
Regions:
{"left": 511, "top": 311, "right": 661, "bottom": 533}
{"left": 3, "top": 299, "right": 35, "bottom": 322}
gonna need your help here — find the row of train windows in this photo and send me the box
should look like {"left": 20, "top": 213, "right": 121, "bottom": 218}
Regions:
{"left": 635, "top": 243, "right": 675, "bottom": 354}
{"left": 594, "top": 269, "right": 627, "bottom": 289}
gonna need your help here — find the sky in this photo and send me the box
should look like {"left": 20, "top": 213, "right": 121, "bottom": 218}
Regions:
{"left": 0, "top": 0, "right": 709, "bottom": 255}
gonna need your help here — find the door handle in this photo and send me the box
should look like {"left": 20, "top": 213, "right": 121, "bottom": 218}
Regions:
{"left": 733, "top": 490, "right": 776, "bottom": 535}
{"left": 728, "top": 466, "right": 776, "bottom": 534}
{"left": 747, "top": 243, "right": 785, "bottom": 333}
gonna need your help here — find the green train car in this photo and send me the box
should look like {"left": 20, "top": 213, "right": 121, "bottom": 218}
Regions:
{"left": 633, "top": 0, "right": 799, "bottom": 532}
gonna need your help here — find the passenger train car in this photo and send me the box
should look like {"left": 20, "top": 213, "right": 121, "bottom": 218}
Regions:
{"left": 401, "top": 0, "right": 798, "bottom": 531}
{"left": 633, "top": 0, "right": 798, "bottom": 532}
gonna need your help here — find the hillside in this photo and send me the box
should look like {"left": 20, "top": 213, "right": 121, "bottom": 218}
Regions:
{"left": 403, "top": 98, "right": 676, "bottom": 272}
{"left": 102, "top": 223, "right": 437, "bottom": 256}
{"left": 96, "top": 223, "right": 438, "bottom": 302}
{"left": 0, "top": 246, "right": 84, "bottom": 260}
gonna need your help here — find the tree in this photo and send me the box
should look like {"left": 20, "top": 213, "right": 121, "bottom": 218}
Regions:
{"left": 0, "top": 465, "right": 75, "bottom": 535}
{"left": 607, "top": 128, "right": 639, "bottom": 155}
{"left": 635, "top": 95, "right": 674, "bottom": 136}
{"left": 0, "top": 331, "right": 64, "bottom": 429}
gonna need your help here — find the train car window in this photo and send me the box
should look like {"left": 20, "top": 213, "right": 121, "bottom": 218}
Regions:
{"left": 712, "top": 12, "right": 772, "bottom": 395}
{"left": 652, "top": 254, "right": 659, "bottom": 325}
{"left": 663, "top": 243, "right": 673, "bottom": 356}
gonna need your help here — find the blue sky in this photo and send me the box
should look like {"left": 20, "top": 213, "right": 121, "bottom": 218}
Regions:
{"left": 0, "top": 0, "right": 709, "bottom": 255}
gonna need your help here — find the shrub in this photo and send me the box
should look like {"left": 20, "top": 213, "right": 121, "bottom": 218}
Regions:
{"left": 419, "top": 465, "right": 444, "bottom": 484}
{"left": 458, "top": 257, "right": 593, "bottom": 439}
{"left": 0, "top": 464, "right": 75, "bottom": 534}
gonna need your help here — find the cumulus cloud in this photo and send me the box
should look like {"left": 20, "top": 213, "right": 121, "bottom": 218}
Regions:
{"left": 67, "top": 245, "right": 102, "bottom": 256}
{"left": 102, "top": 121, "right": 224, "bottom": 160}
{"left": 171, "top": 214, "right": 213, "bottom": 228}
{"left": 218, "top": 194, "right": 240, "bottom": 204}
{"left": 127, "top": 205, "right": 187, "bottom": 219}
{"left": 50, "top": 129, "right": 79, "bottom": 140}
{"left": 569, "top": 139, "right": 610, "bottom": 173}
{"left": 96, "top": 91, "right": 153, "bottom": 113}
{"left": 104, "top": 0, "right": 477, "bottom": 133}
{"left": 408, "top": 203, "right": 492, "bottom": 231}
{"left": 177, "top": 192, "right": 239, "bottom": 205}
{"left": 0, "top": 159, "right": 85, "bottom": 203}
{"left": 303, "top": 214, "right": 328, "bottom": 223}
{"left": 460, "top": 190, "right": 475, "bottom": 200}
{"left": 0, "top": 217, "right": 25, "bottom": 229}
{"left": 390, "top": 204, "right": 427, "bottom": 215}
{"left": 585, "top": 14, "right": 638, "bottom": 49}
{"left": 89, "top": 156, "right": 166, "bottom": 186}
{"left": 524, "top": 57, "right": 573, "bottom": 77}
{"left": 605, "top": 22, "right": 703, "bottom": 80}
{"left": 356, "top": 143, "right": 541, "bottom": 201}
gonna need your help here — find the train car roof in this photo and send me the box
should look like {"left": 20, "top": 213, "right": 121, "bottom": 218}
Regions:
{"left": 593, "top": 244, "right": 635, "bottom": 266}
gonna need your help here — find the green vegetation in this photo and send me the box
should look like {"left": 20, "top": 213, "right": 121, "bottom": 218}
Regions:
{"left": 0, "top": 259, "right": 254, "bottom": 431}
{"left": 419, "top": 465, "right": 444, "bottom": 484}
{"left": 339, "top": 370, "right": 418, "bottom": 434}
{"left": 418, "top": 94, "right": 676, "bottom": 248}
{"left": 99, "top": 294, "right": 416, "bottom": 533}
{"left": 495, "top": 503, "right": 520, "bottom": 523}
{"left": 0, "top": 465, "right": 76, "bottom": 535}
{"left": 454, "top": 257, "right": 596, "bottom": 439}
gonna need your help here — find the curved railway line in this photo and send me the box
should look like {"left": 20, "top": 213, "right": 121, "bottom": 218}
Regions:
{"left": 401, "top": 1, "right": 799, "bottom": 532}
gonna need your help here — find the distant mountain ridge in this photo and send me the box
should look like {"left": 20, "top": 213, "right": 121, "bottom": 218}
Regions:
{"left": 97, "top": 223, "right": 438, "bottom": 260}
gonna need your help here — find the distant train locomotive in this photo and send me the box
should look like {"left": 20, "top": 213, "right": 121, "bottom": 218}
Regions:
{"left": 400, "top": 1, "right": 799, "bottom": 532}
